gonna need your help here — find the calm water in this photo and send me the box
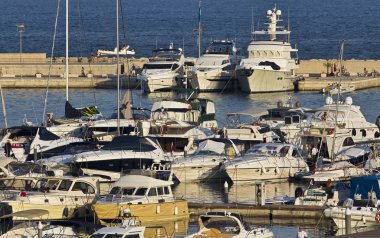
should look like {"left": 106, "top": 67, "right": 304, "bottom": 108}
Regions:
{"left": 1, "top": 0, "right": 380, "bottom": 59}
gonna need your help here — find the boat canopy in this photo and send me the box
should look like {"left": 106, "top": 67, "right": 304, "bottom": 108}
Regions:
{"left": 195, "top": 139, "right": 226, "bottom": 155}
{"left": 114, "top": 175, "right": 173, "bottom": 188}
{"left": 350, "top": 175, "right": 380, "bottom": 200}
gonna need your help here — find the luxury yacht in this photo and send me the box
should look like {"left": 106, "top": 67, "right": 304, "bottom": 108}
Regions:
{"left": 224, "top": 143, "right": 309, "bottom": 182}
{"left": 73, "top": 136, "right": 169, "bottom": 181}
{"left": 171, "top": 138, "right": 240, "bottom": 183}
{"left": 236, "top": 6, "right": 300, "bottom": 93}
{"left": 138, "top": 43, "right": 185, "bottom": 92}
{"left": 298, "top": 96, "right": 380, "bottom": 161}
{"left": 189, "top": 40, "right": 240, "bottom": 92}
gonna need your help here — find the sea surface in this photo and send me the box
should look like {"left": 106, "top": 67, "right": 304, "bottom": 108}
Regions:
{"left": 1, "top": 0, "right": 380, "bottom": 59}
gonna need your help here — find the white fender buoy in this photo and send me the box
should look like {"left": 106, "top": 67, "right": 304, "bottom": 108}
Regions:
{"left": 174, "top": 206, "right": 178, "bottom": 215}
{"left": 156, "top": 205, "right": 160, "bottom": 214}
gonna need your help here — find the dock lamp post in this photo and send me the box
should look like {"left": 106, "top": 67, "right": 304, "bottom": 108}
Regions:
{"left": 16, "top": 24, "right": 25, "bottom": 79}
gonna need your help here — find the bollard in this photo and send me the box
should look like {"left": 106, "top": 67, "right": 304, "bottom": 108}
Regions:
{"left": 345, "top": 208, "right": 351, "bottom": 235}
{"left": 38, "top": 221, "right": 43, "bottom": 238}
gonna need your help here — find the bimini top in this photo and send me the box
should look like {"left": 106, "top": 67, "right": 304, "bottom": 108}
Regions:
{"left": 114, "top": 175, "right": 173, "bottom": 188}
{"left": 101, "top": 136, "right": 157, "bottom": 151}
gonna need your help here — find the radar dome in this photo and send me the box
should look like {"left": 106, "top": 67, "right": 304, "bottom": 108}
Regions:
{"left": 325, "top": 96, "right": 333, "bottom": 105}
{"left": 267, "top": 10, "right": 273, "bottom": 15}
{"left": 345, "top": 97, "right": 353, "bottom": 105}
{"left": 276, "top": 10, "right": 282, "bottom": 16}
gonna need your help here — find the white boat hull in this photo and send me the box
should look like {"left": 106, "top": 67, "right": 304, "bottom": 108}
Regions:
{"left": 237, "top": 69, "right": 295, "bottom": 93}
{"left": 324, "top": 207, "right": 379, "bottom": 228}
{"left": 172, "top": 165, "right": 228, "bottom": 183}
{"left": 139, "top": 72, "right": 179, "bottom": 92}
{"left": 189, "top": 69, "right": 234, "bottom": 91}
{"left": 226, "top": 166, "right": 306, "bottom": 182}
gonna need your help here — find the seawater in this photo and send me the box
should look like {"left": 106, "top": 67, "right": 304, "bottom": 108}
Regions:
{"left": 1, "top": 0, "right": 380, "bottom": 59}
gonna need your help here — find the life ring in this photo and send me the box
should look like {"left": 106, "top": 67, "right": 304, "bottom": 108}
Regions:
{"left": 375, "top": 212, "right": 380, "bottom": 223}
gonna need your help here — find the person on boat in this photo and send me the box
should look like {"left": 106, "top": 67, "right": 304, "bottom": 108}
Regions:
{"left": 311, "top": 146, "right": 318, "bottom": 162}
{"left": 131, "top": 64, "right": 136, "bottom": 76}
{"left": 297, "top": 227, "right": 308, "bottom": 238}
{"left": 321, "top": 112, "right": 328, "bottom": 121}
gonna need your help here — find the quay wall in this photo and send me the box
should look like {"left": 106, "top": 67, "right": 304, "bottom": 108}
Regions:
{"left": 298, "top": 77, "right": 380, "bottom": 91}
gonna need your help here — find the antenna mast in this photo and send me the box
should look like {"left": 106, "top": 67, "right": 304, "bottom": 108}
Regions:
{"left": 65, "top": 0, "right": 69, "bottom": 102}
{"left": 197, "top": 0, "right": 202, "bottom": 57}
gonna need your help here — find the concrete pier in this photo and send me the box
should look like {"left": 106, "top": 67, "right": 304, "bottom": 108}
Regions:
{"left": 188, "top": 203, "right": 325, "bottom": 219}
{"left": 298, "top": 76, "right": 380, "bottom": 91}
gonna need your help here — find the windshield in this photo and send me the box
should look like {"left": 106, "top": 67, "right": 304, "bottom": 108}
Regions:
{"left": 143, "top": 64, "right": 173, "bottom": 70}
{"left": 247, "top": 144, "right": 289, "bottom": 156}
{"left": 110, "top": 187, "right": 135, "bottom": 195}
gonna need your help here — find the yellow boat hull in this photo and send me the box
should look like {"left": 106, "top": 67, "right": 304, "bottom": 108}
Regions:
{"left": 7, "top": 201, "right": 90, "bottom": 220}
{"left": 93, "top": 200, "right": 189, "bottom": 223}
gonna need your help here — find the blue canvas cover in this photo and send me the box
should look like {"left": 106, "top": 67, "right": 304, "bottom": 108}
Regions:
{"left": 350, "top": 175, "right": 380, "bottom": 199}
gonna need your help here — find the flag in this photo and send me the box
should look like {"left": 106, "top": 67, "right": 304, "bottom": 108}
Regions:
{"left": 333, "top": 63, "right": 337, "bottom": 73}
{"left": 170, "top": 142, "right": 174, "bottom": 155}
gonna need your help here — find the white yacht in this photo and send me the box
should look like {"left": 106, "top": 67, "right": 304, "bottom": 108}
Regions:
{"left": 138, "top": 43, "right": 185, "bottom": 92}
{"left": 73, "top": 136, "right": 169, "bottom": 181}
{"left": 299, "top": 96, "right": 380, "bottom": 161}
{"left": 171, "top": 139, "right": 240, "bottom": 183}
{"left": 186, "top": 212, "right": 273, "bottom": 238}
{"left": 0, "top": 127, "right": 83, "bottom": 162}
{"left": 236, "top": 6, "right": 299, "bottom": 93}
{"left": 224, "top": 143, "right": 309, "bottom": 182}
{"left": 189, "top": 40, "right": 240, "bottom": 91}
{"left": 97, "top": 45, "right": 136, "bottom": 56}
{"left": 150, "top": 98, "right": 218, "bottom": 129}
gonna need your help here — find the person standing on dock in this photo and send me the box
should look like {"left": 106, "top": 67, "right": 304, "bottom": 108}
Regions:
{"left": 297, "top": 227, "right": 308, "bottom": 238}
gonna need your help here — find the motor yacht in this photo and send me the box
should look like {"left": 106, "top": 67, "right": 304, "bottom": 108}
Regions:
{"left": 224, "top": 143, "right": 309, "bottom": 182}
{"left": 92, "top": 175, "right": 189, "bottom": 223}
{"left": 171, "top": 138, "right": 240, "bottom": 183}
{"left": 236, "top": 6, "right": 300, "bottom": 93}
{"left": 73, "top": 135, "right": 169, "bottom": 181}
{"left": 189, "top": 40, "right": 240, "bottom": 92}
{"left": 138, "top": 43, "right": 185, "bottom": 92}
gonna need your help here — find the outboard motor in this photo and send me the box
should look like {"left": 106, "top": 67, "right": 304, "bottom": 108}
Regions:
{"left": 295, "top": 187, "right": 304, "bottom": 198}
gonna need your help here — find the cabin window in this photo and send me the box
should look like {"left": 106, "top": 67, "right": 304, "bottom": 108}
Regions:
{"left": 279, "top": 146, "right": 290, "bottom": 156}
{"left": 343, "top": 137, "right": 355, "bottom": 147}
{"left": 157, "top": 187, "right": 164, "bottom": 195}
{"left": 164, "top": 186, "right": 170, "bottom": 194}
{"left": 122, "top": 188, "right": 135, "bottom": 195}
{"left": 90, "top": 235, "right": 106, "bottom": 238}
{"left": 292, "top": 149, "right": 300, "bottom": 157}
{"left": 110, "top": 187, "right": 121, "bottom": 195}
{"left": 104, "top": 235, "right": 124, "bottom": 238}
{"left": 172, "top": 64, "right": 179, "bottom": 71}
{"left": 148, "top": 188, "right": 157, "bottom": 196}
{"left": 135, "top": 187, "right": 148, "bottom": 196}
{"left": 44, "top": 180, "right": 60, "bottom": 190}
{"left": 72, "top": 182, "right": 95, "bottom": 194}
{"left": 125, "top": 235, "right": 140, "bottom": 238}
{"left": 57, "top": 180, "right": 73, "bottom": 191}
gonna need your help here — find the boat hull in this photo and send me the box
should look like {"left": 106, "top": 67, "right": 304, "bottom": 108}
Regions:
{"left": 140, "top": 73, "right": 179, "bottom": 92}
{"left": 189, "top": 69, "right": 234, "bottom": 92}
{"left": 324, "top": 207, "right": 379, "bottom": 228}
{"left": 172, "top": 165, "right": 228, "bottom": 183}
{"left": 237, "top": 69, "right": 295, "bottom": 93}
{"left": 6, "top": 201, "right": 89, "bottom": 220}
{"left": 93, "top": 200, "right": 189, "bottom": 223}
{"left": 225, "top": 166, "right": 304, "bottom": 182}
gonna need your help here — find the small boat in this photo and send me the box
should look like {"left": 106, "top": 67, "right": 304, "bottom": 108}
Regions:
{"left": 3, "top": 176, "right": 100, "bottom": 220}
{"left": 92, "top": 175, "right": 189, "bottom": 223}
{"left": 90, "top": 219, "right": 145, "bottom": 238}
{"left": 171, "top": 138, "right": 240, "bottom": 183}
{"left": 186, "top": 211, "right": 273, "bottom": 238}
{"left": 224, "top": 143, "right": 309, "bottom": 182}
{"left": 321, "top": 84, "right": 355, "bottom": 95}
{"left": 97, "top": 45, "right": 136, "bottom": 56}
